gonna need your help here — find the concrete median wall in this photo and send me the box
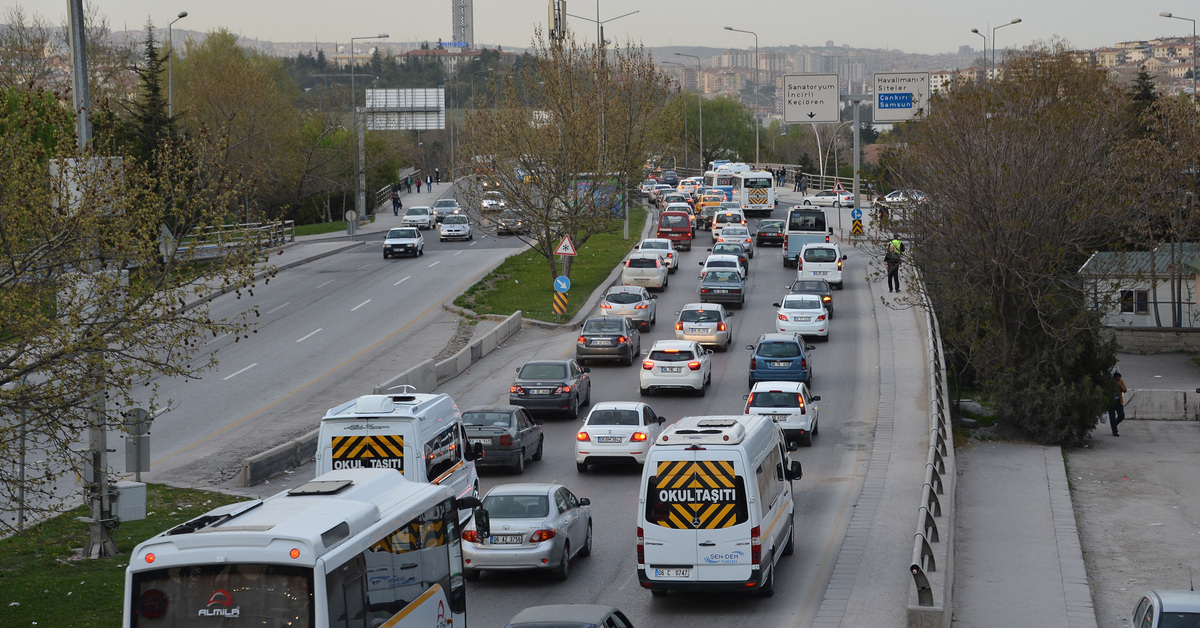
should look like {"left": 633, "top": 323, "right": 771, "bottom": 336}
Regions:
{"left": 236, "top": 429, "right": 318, "bottom": 487}
{"left": 1124, "top": 389, "right": 1198, "bottom": 420}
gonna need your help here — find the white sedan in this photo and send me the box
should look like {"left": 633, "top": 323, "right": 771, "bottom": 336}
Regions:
{"left": 800, "top": 189, "right": 853, "bottom": 207}
{"left": 575, "top": 401, "right": 666, "bottom": 472}
{"left": 773, "top": 294, "right": 829, "bottom": 339}
{"left": 639, "top": 340, "right": 712, "bottom": 396}
{"left": 439, "top": 215, "right": 473, "bottom": 241}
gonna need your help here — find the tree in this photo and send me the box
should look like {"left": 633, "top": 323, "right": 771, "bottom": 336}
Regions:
{"left": 456, "top": 30, "right": 673, "bottom": 281}
{"left": 0, "top": 88, "right": 268, "bottom": 536}
{"left": 0, "top": 5, "right": 55, "bottom": 90}
{"left": 123, "top": 20, "right": 173, "bottom": 166}
{"left": 890, "top": 43, "right": 1127, "bottom": 444}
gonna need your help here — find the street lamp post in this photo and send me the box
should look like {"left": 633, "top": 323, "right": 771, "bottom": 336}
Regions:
{"left": 663, "top": 62, "right": 689, "bottom": 170}
{"left": 349, "top": 33, "right": 388, "bottom": 237}
{"left": 1161, "top": 12, "right": 1197, "bottom": 100}
{"left": 725, "top": 26, "right": 759, "bottom": 168}
{"left": 970, "top": 28, "right": 987, "bottom": 80}
{"left": 168, "top": 11, "right": 187, "bottom": 119}
{"left": 992, "top": 19, "right": 1022, "bottom": 79}
{"left": 674, "top": 52, "right": 704, "bottom": 169}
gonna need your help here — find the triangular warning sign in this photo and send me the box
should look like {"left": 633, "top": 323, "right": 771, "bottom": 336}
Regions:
{"left": 554, "top": 234, "right": 577, "bottom": 256}
{"left": 832, "top": 180, "right": 847, "bottom": 193}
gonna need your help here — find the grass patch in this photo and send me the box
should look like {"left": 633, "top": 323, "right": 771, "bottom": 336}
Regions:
{"left": 0, "top": 484, "right": 245, "bottom": 626}
{"left": 455, "top": 208, "right": 647, "bottom": 321}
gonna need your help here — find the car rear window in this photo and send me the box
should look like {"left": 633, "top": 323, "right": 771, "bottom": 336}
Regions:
{"left": 679, "top": 309, "right": 722, "bottom": 323}
{"left": 749, "top": 392, "right": 802, "bottom": 408}
{"left": 405, "top": 208, "right": 428, "bottom": 216}
{"left": 715, "top": 213, "right": 742, "bottom": 224}
{"left": 606, "top": 292, "right": 642, "bottom": 304}
{"left": 722, "top": 227, "right": 749, "bottom": 237}
{"left": 640, "top": 241, "right": 668, "bottom": 251}
{"left": 587, "top": 409, "right": 640, "bottom": 426}
{"left": 704, "top": 271, "right": 740, "bottom": 283}
{"left": 583, "top": 319, "right": 624, "bottom": 333}
{"left": 804, "top": 248, "right": 838, "bottom": 263}
{"left": 713, "top": 246, "right": 742, "bottom": 256}
{"left": 463, "top": 412, "right": 514, "bottom": 427}
{"left": 627, "top": 257, "right": 659, "bottom": 269}
{"left": 757, "top": 342, "right": 801, "bottom": 358}
{"left": 783, "top": 297, "right": 822, "bottom": 310}
{"left": 482, "top": 494, "right": 549, "bottom": 518}
{"left": 649, "top": 349, "right": 695, "bottom": 362}
{"left": 518, "top": 364, "right": 567, "bottom": 379}
{"left": 792, "top": 280, "right": 828, "bottom": 292}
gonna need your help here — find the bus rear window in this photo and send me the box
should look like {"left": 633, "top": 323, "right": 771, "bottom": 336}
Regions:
{"left": 131, "top": 564, "right": 314, "bottom": 627}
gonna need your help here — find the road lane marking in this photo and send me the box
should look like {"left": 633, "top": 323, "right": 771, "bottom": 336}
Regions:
{"left": 296, "top": 329, "right": 322, "bottom": 343}
{"left": 454, "top": 251, "right": 463, "bottom": 256}
{"left": 428, "top": 261, "right": 440, "bottom": 268}
{"left": 207, "top": 333, "right": 229, "bottom": 345}
{"left": 317, "top": 280, "right": 334, "bottom": 289}
{"left": 394, "top": 276, "right": 410, "bottom": 286}
{"left": 223, "top": 363, "right": 258, "bottom": 381}
{"left": 357, "top": 264, "right": 371, "bottom": 270}
{"left": 351, "top": 299, "right": 371, "bottom": 311}
{"left": 267, "top": 302, "right": 290, "bottom": 314}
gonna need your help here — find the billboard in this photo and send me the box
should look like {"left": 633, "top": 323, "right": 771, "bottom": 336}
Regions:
{"left": 365, "top": 88, "right": 445, "bottom": 131}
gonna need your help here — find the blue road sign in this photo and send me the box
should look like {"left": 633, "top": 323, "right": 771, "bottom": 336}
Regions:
{"left": 554, "top": 276, "right": 571, "bottom": 293}
{"left": 878, "top": 93, "right": 913, "bottom": 109}
{"left": 851, "top": 208, "right": 863, "bottom": 220}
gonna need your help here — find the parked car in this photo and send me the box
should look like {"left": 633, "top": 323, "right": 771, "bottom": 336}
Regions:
{"left": 773, "top": 294, "right": 830, "bottom": 339}
{"left": 575, "top": 401, "right": 665, "bottom": 472}
{"left": 621, "top": 252, "right": 669, "bottom": 292}
{"left": 510, "top": 359, "right": 592, "bottom": 419}
{"left": 402, "top": 205, "right": 435, "bottom": 229}
{"left": 801, "top": 189, "right": 853, "bottom": 207}
{"left": 576, "top": 316, "right": 642, "bottom": 366}
{"left": 716, "top": 225, "right": 755, "bottom": 258}
{"left": 439, "top": 214, "right": 473, "bottom": 241}
{"left": 635, "top": 238, "right": 679, "bottom": 272}
{"left": 708, "top": 243, "right": 748, "bottom": 274}
{"left": 674, "top": 302, "right": 734, "bottom": 351}
{"left": 698, "top": 269, "right": 746, "bottom": 309}
{"left": 432, "top": 198, "right": 461, "bottom": 222}
{"left": 797, "top": 242, "right": 846, "bottom": 289}
{"left": 462, "top": 483, "right": 593, "bottom": 581}
{"left": 382, "top": 227, "right": 424, "bottom": 258}
{"left": 756, "top": 219, "right": 786, "bottom": 246}
{"left": 790, "top": 278, "right": 835, "bottom": 317}
{"left": 504, "top": 605, "right": 634, "bottom": 628}
{"left": 699, "top": 254, "right": 746, "bottom": 280}
{"left": 639, "top": 340, "right": 712, "bottom": 397}
{"left": 1130, "top": 590, "right": 1200, "bottom": 628}
{"left": 496, "top": 210, "right": 527, "bottom": 235}
{"left": 462, "top": 406, "right": 544, "bottom": 473}
{"left": 744, "top": 381, "right": 821, "bottom": 447}
{"left": 746, "top": 333, "right": 816, "bottom": 388}
{"left": 599, "top": 286, "right": 657, "bottom": 331}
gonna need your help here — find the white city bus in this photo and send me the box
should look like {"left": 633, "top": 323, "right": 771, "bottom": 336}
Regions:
{"left": 731, "top": 171, "right": 778, "bottom": 217}
{"left": 123, "top": 469, "right": 487, "bottom": 628}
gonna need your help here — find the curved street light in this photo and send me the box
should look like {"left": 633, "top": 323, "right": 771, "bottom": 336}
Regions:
{"left": 992, "top": 19, "right": 1022, "bottom": 78}
{"left": 970, "top": 28, "right": 987, "bottom": 80}
{"left": 725, "top": 26, "right": 759, "bottom": 168}
{"left": 168, "top": 11, "right": 188, "bottom": 119}
{"left": 1161, "top": 12, "right": 1197, "bottom": 100}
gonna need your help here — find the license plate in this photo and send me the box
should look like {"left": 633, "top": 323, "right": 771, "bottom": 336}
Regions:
{"left": 531, "top": 388, "right": 552, "bottom": 395}
{"left": 473, "top": 438, "right": 494, "bottom": 445}
{"left": 714, "top": 289, "right": 729, "bottom": 294}
{"left": 766, "top": 414, "right": 787, "bottom": 422}
{"left": 770, "top": 361, "right": 790, "bottom": 368}
{"left": 597, "top": 436, "right": 623, "bottom": 443}
{"left": 661, "top": 366, "right": 682, "bottom": 373}
{"left": 813, "top": 271, "right": 828, "bottom": 275}
{"left": 654, "top": 568, "right": 690, "bottom": 578}
{"left": 690, "top": 328, "right": 706, "bottom": 333}
{"left": 592, "top": 339, "right": 612, "bottom": 345}
{"left": 491, "top": 535, "right": 524, "bottom": 545}
{"left": 794, "top": 316, "right": 811, "bottom": 322}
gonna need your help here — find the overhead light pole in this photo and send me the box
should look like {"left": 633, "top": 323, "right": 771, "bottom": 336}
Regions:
{"left": 1161, "top": 12, "right": 1197, "bottom": 100}
{"left": 992, "top": 19, "right": 1022, "bottom": 79}
{"left": 168, "top": 11, "right": 187, "bottom": 119}
{"left": 970, "top": 28, "right": 987, "bottom": 80}
{"left": 674, "top": 52, "right": 704, "bottom": 169}
{"left": 349, "top": 33, "right": 388, "bottom": 237}
{"left": 725, "top": 26, "right": 759, "bottom": 168}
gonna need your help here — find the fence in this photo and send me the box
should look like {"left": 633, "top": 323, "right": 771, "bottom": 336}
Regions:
{"left": 168, "top": 221, "right": 295, "bottom": 263}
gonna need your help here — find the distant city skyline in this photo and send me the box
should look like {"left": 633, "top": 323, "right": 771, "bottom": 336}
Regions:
{"left": 9, "top": 0, "right": 1200, "bottom": 57}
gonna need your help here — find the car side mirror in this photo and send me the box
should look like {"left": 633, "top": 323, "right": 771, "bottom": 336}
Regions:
{"left": 473, "top": 508, "right": 491, "bottom": 538}
{"left": 650, "top": 294, "right": 657, "bottom": 299}
{"left": 471, "top": 442, "right": 484, "bottom": 461}
{"left": 707, "top": 248, "right": 713, "bottom": 252}
{"left": 699, "top": 261, "right": 705, "bottom": 266}
{"left": 772, "top": 302, "right": 781, "bottom": 308}
{"left": 579, "top": 497, "right": 591, "bottom": 507}
{"left": 581, "top": 367, "right": 591, "bottom": 373}
{"left": 726, "top": 311, "right": 734, "bottom": 317}
{"left": 745, "top": 344, "right": 755, "bottom": 350}
{"left": 787, "top": 461, "right": 803, "bottom": 480}
{"left": 842, "top": 254, "right": 848, "bottom": 260}
{"left": 827, "top": 227, "right": 834, "bottom": 234}
{"left": 658, "top": 416, "right": 666, "bottom": 424}
{"left": 811, "top": 395, "right": 821, "bottom": 402}
{"left": 742, "top": 394, "right": 750, "bottom": 400}
{"left": 806, "top": 345, "right": 816, "bottom": 351}
{"left": 674, "top": 311, "right": 681, "bottom": 315}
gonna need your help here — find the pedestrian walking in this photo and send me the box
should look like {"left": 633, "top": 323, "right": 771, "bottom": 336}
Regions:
{"left": 884, "top": 235, "right": 904, "bottom": 293}
{"left": 405, "top": 176, "right": 412, "bottom": 194}
{"left": 392, "top": 187, "right": 401, "bottom": 216}
{"left": 415, "top": 177, "right": 422, "bottom": 193}
{"left": 1107, "top": 371, "right": 1127, "bottom": 436}
{"left": 426, "top": 174, "right": 433, "bottom": 190}
{"left": 798, "top": 175, "right": 807, "bottom": 194}
{"left": 435, "top": 168, "right": 441, "bottom": 184}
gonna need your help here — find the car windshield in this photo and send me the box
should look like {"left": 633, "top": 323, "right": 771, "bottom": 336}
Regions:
{"left": 583, "top": 319, "right": 624, "bottom": 333}
{"left": 518, "top": 363, "right": 567, "bottom": 379}
{"left": 679, "top": 309, "right": 722, "bottom": 323}
{"left": 782, "top": 297, "right": 822, "bottom": 310}
{"left": 444, "top": 216, "right": 468, "bottom": 224}
{"left": 705, "top": 271, "right": 740, "bottom": 283}
{"left": 649, "top": 349, "right": 695, "bottom": 362}
{"left": 482, "top": 494, "right": 549, "bottom": 519}
{"left": 750, "top": 391, "right": 802, "bottom": 408}
{"left": 434, "top": 200, "right": 457, "bottom": 208}
{"left": 388, "top": 229, "right": 418, "bottom": 239}
{"left": 723, "top": 227, "right": 749, "bottom": 237}
{"left": 804, "top": 248, "right": 838, "bottom": 263}
{"left": 587, "top": 409, "right": 640, "bottom": 426}
{"left": 627, "top": 257, "right": 659, "bottom": 269}
{"left": 405, "top": 207, "right": 428, "bottom": 216}
{"left": 606, "top": 292, "right": 642, "bottom": 305}
{"left": 713, "top": 246, "right": 742, "bottom": 256}
{"left": 757, "top": 342, "right": 801, "bottom": 358}
{"left": 462, "top": 411, "right": 514, "bottom": 427}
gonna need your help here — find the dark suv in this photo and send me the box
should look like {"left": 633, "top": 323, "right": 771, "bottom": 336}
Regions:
{"left": 746, "top": 333, "right": 816, "bottom": 388}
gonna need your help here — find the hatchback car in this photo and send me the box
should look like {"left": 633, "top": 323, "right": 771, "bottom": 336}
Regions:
{"left": 621, "top": 252, "right": 669, "bottom": 291}
{"left": 439, "top": 214, "right": 473, "bottom": 241}
{"left": 756, "top": 219, "right": 786, "bottom": 246}
{"left": 660, "top": 193, "right": 689, "bottom": 211}
{"left": 635, "top": 238, "right": 679, "bottom": 272}
{"left": 1131, "top": 590, "right": 1200, "bottom": 628}
{"left": 462, "top": 406, "right": 544, "bottom": 474}
{"left": 801, "top": 189, "right": 853, "bottom": 207}
{"left": 790, "top": 278, "right": 835, "bottom": 317}
{"left": 698, "top": 204, "right": 722, "bottom": 231}
{"left": 708, "top": 243, "right": 748, "bottom": 274}
{"left": 746, "top": 333, "right": 816, "bottom": 388}
{"left": 576, "top": 316, "right": 641, "bottom": 366}
{"left": 744, "top": 382, "right": 821, "bottom": 447}
{"left": 599, "top": 285, "right": 657, "bottom": 330}
{"left": 505, "top": 605, "right": 634, "bottom": 628}
{"left": 660, "top": 170, "right": 679, "bottom": 186}
{"left": 639, "top": 340, "right": 712, "bottom": 396}
{"left": 402, "top": 205, "right": 434, "bottom": 229}
{"left": 773, "top": 294, "right": 830, "bottom": 339}
{"left": 510, "top": 359, "right": 592, "bottom": 419}
{"left": 382, "top": 227, "right": 424, "bottom": 258}
{"left": 698, "top": 269, "right": 745, "bottom": 309}
{"left": 431, "top": 198, "right": 461, "bottom": 222}
{"left": 674, "top": 302, "right": 734, "bottom": 351}
{"left": 575, "top": 401, "right": 665, "bottom": 472}
{"left": 462, "top": 483, "right": 592, "bottom": 581}
{"left": 797, "top": 242, "right": 846, "bottom": 289}
{"left": 699, "top": 254, "right": 746, "bottom": 280}
{"left": 717, "top": 225, "right": 755, "bottom": 258}
{"left": 711, "top": 210, "right": 747, "bottom": 242}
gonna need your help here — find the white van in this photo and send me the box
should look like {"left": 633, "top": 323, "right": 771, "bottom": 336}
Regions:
{"left": 636, "top": 415, "right": 802, "bottom": 596}
{"left": 315, "top": 388, "right": 483, "bottom": 511}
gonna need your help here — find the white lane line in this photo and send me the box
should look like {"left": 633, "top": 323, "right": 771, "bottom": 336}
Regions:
{"left": 357, "top": 264, "right": 371, "bottom": 270}
{"left": 296, "top": 329, "right": 322, "bottom": 343}
{"left": 394, "top": 276, "right": 410, "bottom": 286}
{"left": 317, "top": 280, "right": 334, "bottom": 289}
{"left": 267, "top": 302, "right": 290, "bottom": 314}
{"left": 223, "top": 363, "right": 258, "bottom": 381}
{"left": 454, "top": 251, "right": 463, "bottom": 256}
{"left": 428, "top": 261, "right": 441, "bottom": 268}
{"left": 351, "top": 299, "right": 372, "bottom": 311}
{"left": 470, "top": 241, "right": 478, "bottom": 246}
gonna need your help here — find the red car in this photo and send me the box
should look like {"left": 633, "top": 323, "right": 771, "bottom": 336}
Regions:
{"left": 656, "top": 211, "right": 693, "bottom": 251}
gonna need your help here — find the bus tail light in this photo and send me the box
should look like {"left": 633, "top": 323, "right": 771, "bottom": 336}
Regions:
{"left": 751, "top": 526, "right": 762, "bottom": 565}
{"left": 637, "top": 526, "right": 645, "bottom": 563}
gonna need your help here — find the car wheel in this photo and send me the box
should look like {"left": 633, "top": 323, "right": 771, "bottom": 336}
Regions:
{"left": 802, "top": 431, "right": 813, "bottom": 447}
{"left": 783, "top": 521, "right": 796, "bottom": 556}
{"left": 759, "top": 566, "right": 775, "bottom": 597}
{"left": 695, "top": 381, "right": 706, "bottom": 397}
{"left": 662, "top": 276, "right": 669, "bottom": 291}
{"left": 553, "top": 543, "right": 571, "bottom": 581}
{"left": 749, "top": 249, "right": 754, "bottom": 259}
{"left": 440, "top": 237, "right": 446, "bottom": 242}
{"left": 513, "top": 449, "right": 526, "bottom": 474}
{"left": 577, "top": 461, "right": 588, "bottom": 473}
{"left": 639, "top": 387, "right": 650, "bottom": 397}
{"left": 464, "top": 569, "right": 480, "bottom": 582}
{"left": 813, "top": 418, "right": 819, "bottom": 436}
{"left": 748, "top": 376, "right": 755, "bottom": 388}
{"left": 579, "top": 522, "right": 593, "bottom": 557}
{"left": 532, "top": 436, "right": 544, "bottom": 460}
{"left": 567, "top": 395, "right": 579, "bottom": 420}
{"left": 383, "top": 251, "right": 389, "bottom": 259}
{"left": 468, "top": 233, "right": 474, "bottom": 241}
{"left": 418, "top": 247, "right": 424, "bottom": 256}
{"left": 582, "top": 384, "right": 591, "bottom": 407}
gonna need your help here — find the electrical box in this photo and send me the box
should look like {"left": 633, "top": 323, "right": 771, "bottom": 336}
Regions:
{"left": 112, "top": 481, "right": 146, "bottom": 522}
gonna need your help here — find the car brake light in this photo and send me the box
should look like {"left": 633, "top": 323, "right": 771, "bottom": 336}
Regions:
{"left": 838, "top": 259, "right": 843, "bottom": 270}
{"left": 530, "top": 529, "right": 557, "bottom": 542}
{"left": 637, "top": 526, "right": 645, "bottom": 563}
{"left": 577, "top": 432, "right": 590, "bottom": 441}
{"left": 667, "top": 252, "right": 674, "bottom": 258}
{"left": 823, "top": 296, "right": 831, "bottom": 302}
{"left": 631, "top": 432, "right": 648, "bottom": 442}
{"left": 797, "top": 259, "right": 803, "bottom": 270}
{"left": 578, "top": 336, "right": 586, "bottom": 343}
{"left": 635, "top": 303, "right": 648, "bottom": 309}
{"left": 619, "top": 336, "right": 628, "bottom": 343}
{"left": 800, "top": 358, "right": 807, "bottom": 369}
{"left": 510, "top": 385, "right": 524, "bottom": 394}
{"left": 778, "top": 313, "right": 788, "bottom": 321}
{"left": 687, "top": 361, "right": 702, "bottom": 371}
{"left": 717, "top": 322, "right": 726, "bottom": 331}
{"left": 700, "top": 288, "right": 710, "bottom": 294}
{"left": 500, "top": 435, "right": 513, "bottom": 446}
{"left": 642, "top": 360, "right": 654, "bottom": 370}
{"left": 817, "top": 314, "right": 826, "bottom": 321}
{"left": 675, "top": 321, "right": 684, "bottom": 331}
{"left": 825, "top": 234, "right": 830, "bottom": 243}
{"left": 556, "top": 385, "right": 572, "bottom": 394}
{"left": 750, "top": 357, "right": 757, "bottom": 369}
{"left": 462, "top": 529, "right": 480, "bottom": 543}
{"left": 600, "top": 302, "right": 612, "bottom": 309}
{"left": 751, "top": 525, "right": 762, "bottom": 565}
{"left": 798, "top": 394, "right": 806, "bottom": 414}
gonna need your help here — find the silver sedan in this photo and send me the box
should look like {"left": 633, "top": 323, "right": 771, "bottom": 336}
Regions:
{"left": 463, "top": 483, "right": 593, "bottom": 581}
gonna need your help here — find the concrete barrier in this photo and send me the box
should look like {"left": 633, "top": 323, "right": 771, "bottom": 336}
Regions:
{"left": 433, "top": 311, "right": 522, "bottom": 384}
{"left": 1124, "top": 389, "right": 1196, "bottom": 420}
{"left": 237, "top": 429, "right": 319, "bottom": 487}
{"left": 374, "top": 359, "right": 437, "bottom": 394}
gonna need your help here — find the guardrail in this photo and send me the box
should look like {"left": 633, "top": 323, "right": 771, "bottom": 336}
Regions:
{"left": 907, "top": 289, "right": 957, "bottom": 626}
{"left": 169, "top": 220, "right": 295, "bottom": 262}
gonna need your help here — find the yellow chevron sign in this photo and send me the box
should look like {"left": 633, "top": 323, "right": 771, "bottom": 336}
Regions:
{"left": 652, "top": 460, "right": 744, "bottom": 529}
{"left": 330, "top": 435, "right": 405, "bottom": 471}
{"left": 553, "top": 292, "right": 568, "bottom": 315}
{"left": 852, "top": 219, "right": 863, "bottom": 236}
{"left": 748, "top": 188, "right": 768, "bottom": 204}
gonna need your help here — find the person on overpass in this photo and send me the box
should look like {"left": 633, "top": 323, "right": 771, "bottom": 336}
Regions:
{"left": 885, "top": 236, "right": 904, "bottom": 293}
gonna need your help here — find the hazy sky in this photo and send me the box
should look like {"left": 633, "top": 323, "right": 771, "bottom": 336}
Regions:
{"left": 11, "top": 0, "right": 1200, "bottom": 57}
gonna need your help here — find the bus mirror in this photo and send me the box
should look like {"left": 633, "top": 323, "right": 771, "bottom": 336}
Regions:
{"left": 470, "top": 441, "right": 484, "bottom": 460}
{"left": 473, "top": 508, "right": 491, "bottom": 538}
{"left": 787, "top": 461, "right": 803, "bottom": 480}
{"left": 455, "top": 496, "right": 483, "bottom": 510}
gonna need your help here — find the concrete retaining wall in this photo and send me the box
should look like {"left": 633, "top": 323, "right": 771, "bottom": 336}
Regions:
{"left": 1109, "top": 327, "right": 1200, "bottom": 354}
{"left": 1124, "top": 389, "right": 1198, "bottom": 420}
